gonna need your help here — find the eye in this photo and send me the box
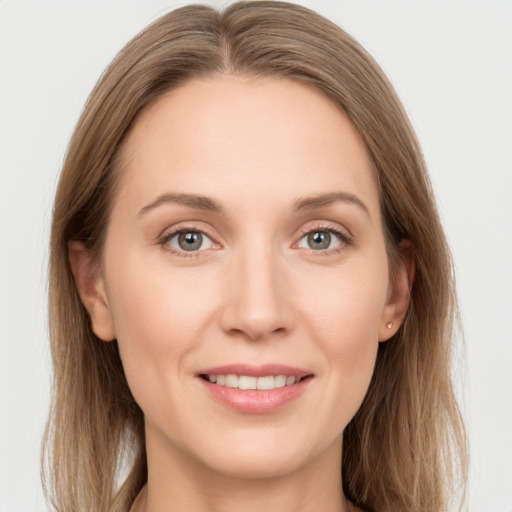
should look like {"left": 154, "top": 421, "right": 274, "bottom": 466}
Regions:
{"left": 165, "top": 230, "right": 215, "bottom": 252}
{"left": 297, "top": 229, "right": 346, "bottom": 251}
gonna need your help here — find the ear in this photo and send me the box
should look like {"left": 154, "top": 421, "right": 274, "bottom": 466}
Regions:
{"left": 68, "top": 241, "right": 116, "bottom": 342}
{"left": 379, "top": 240, "right": 415, "bottom": 342}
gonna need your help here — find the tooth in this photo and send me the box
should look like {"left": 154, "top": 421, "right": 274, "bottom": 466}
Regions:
{"left": 257, "top": 375, "right": 275, "bottom": 390}
{"left": 212, "top": 374, "right": 303, "bottom": 389}
{"left": 275, "top": 375, "right": 286, "bottom": 388}
{"left": 238, "top": 375, "right": 257, "bottom": 390}
{"left": 225, "top": 374, "right": 238, "bottom": 388}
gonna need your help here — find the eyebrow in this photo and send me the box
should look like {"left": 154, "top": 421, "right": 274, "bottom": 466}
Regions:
{"left": 292, "top": 192, "right": 370, "bottom": 217}
{"left": 138, "top": 191, "right": 370, "bottom": 217}
{"left": 138, "top": 193, "right": 222, "bottom": 216}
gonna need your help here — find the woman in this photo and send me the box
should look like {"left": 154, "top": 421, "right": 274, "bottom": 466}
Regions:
{"left": 43, "top": 2, "right": 468, "bottom": 511}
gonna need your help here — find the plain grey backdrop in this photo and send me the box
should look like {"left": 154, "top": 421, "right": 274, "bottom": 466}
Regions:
{"left": 1, "top": 1, "right": 511, "bottom": 510}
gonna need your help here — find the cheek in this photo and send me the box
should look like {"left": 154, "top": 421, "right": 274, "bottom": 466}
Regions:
{"left": 103, "top": 251, "right": 220, "bottom": 402}
{"left": 300, "top": 258, "right": 388, "bottom": 413}
{"left": 107, "top": 249, "right": 217, "bottom": 337}
{"left": 302, "top": 255, "right": 389, "bottom": 343}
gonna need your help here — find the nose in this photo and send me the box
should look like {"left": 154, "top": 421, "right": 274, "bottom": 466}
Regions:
{"left": 219, "top": 245, "right": 295, "bottom": 341}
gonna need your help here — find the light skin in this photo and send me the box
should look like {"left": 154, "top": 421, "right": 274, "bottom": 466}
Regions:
{"left": 70, "top": 75, "right": 413, "bottom": 512}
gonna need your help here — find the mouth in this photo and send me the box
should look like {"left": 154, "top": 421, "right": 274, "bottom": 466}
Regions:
{"left": 199, "top": 373, "right": 311, "bottom": 390}
{"left": 197, "top": 364, "right": 314, "bottom": 413}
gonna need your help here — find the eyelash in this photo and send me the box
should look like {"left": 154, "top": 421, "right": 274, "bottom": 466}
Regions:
{"left": 158, "top": 225, "right": 216, "bottom": 259}
{"left": 297, "top": 223, "right": 352, "bottom": 257}
{"left": 158, "top": 223, "right": 352, "bottom": 259}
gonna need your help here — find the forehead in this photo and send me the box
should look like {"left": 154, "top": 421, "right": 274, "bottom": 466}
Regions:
{"left": 116, "top": 75, "right": 379, "bottom": 219}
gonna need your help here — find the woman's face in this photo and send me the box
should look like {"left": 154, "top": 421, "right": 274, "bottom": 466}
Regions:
{"left": 80, "top": 76, "right": 407, "bottom": 479}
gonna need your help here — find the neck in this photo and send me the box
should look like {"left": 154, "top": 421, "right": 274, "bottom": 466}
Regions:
{"left": 134, "top": 424, "right": 352, "bottom": 512}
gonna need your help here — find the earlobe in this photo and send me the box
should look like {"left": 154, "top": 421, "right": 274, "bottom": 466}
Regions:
{"left": 68, "top": 241, "right": 116, "bottom": 342}
{"left": 379, "top": 240, "right": 415, "bottom": 342}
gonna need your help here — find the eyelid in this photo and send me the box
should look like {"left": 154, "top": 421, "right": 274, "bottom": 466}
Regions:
{"left": 294, "top": 222, "right": 353, "bottom": 254}
{"left": 298, "top": 222, "right": 351, "bottom": 239}
{"left": 158, "top": 223, "right": 221, "bottom": 258}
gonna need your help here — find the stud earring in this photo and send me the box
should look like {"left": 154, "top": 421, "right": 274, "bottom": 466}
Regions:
{"left": 386, "top": 322, "right": 393, "bottom": 330}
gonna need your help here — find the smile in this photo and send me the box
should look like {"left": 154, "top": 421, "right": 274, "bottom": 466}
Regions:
{"left": 197, "top": 365, "right": 314, "bottom": 414}
{"left": 201, "top": 374, "right": 305, "bottom": 390}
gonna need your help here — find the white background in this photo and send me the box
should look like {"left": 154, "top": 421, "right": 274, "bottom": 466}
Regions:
{"left": 0, "top": 1, "right": 511, "bottom": 511}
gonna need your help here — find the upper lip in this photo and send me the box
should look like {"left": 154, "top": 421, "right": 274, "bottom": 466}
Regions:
{"left": 197, "top": 363, "right": 313, "bottom": 378}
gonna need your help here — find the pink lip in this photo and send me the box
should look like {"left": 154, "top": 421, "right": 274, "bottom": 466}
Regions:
{"left": 197, "top": 364, "right": 314, "bottom": 414}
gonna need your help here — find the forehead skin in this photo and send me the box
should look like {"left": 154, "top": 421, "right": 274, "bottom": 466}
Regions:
{"left": 113, "top": 75, "right": 381, "bottom": 231}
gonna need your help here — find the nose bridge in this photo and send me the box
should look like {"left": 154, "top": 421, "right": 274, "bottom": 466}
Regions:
{"left": 221, "top": 237, "right": 294, "bottom": 340}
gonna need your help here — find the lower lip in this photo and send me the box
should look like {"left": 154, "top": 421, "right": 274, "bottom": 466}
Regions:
{"left": 199, "top": 377, "right": 312, "bottom": 414}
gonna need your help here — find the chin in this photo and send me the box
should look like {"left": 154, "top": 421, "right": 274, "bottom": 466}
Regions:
{"left": 190, "top": 427, "right": 336, "bottom": 480}
{"left": 204, "top": 451, "right": 308, "bottom": 480}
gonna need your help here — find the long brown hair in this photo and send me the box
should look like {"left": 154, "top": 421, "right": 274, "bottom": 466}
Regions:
{"left": 44, "top": 2, "right": 468, "bottom": 511}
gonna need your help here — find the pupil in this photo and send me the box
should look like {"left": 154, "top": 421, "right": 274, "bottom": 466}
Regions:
{"left": 308, "top": 231, "right": 330, "bottom": 250}
{"left": 178, "top": 232, "right": 202, "bottom": 251}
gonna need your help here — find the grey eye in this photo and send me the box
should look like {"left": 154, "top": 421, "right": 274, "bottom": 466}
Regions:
{"left": 298, "top": 230, "right": 341, "bottom": 251}
{"left": 168, "top": 231, "right": 214, "bottom": 252}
